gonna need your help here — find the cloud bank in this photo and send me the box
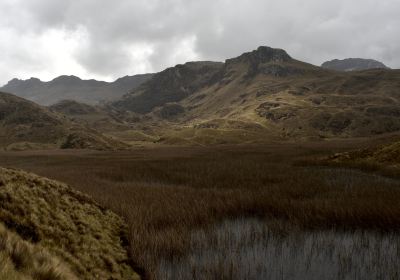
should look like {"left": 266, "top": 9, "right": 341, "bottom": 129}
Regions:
{"left": 0, "top": 0, "right": 399, "bottom": 85}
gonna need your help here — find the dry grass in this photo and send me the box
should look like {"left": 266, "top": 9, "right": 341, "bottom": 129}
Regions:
{"left": 2, "top": 142, "right": 400, "bottom": 279}
{"left": 0, "top": 223, "right": 77, "bottom": 280}
{"left": 301, "top": 137, "right": 400, "bottom": 179}
{"left": 0, "top": 167, "right": 139, "bottom": 280}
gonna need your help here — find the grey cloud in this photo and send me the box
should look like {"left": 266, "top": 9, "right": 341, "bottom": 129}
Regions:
{"left": 0, "top": 0, "right": 399, "bottom": 85}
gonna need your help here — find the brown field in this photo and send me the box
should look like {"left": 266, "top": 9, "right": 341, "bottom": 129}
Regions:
{"left": 2, "top": 138, "right": 400, "bottom": 279}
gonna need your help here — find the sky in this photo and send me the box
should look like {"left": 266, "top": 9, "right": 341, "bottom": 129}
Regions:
{"left": 0, "top": 0, "right": 399, "bottom": 85}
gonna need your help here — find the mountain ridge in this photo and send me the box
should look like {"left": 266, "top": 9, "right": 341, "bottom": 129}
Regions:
{"left": 3, "top": 45, "right": 400, "bottom": 146}
{"left": 106, "top": 46, "right": 400, "bottom": 144}
{"left": 0, "top": 73, "right": 153, "bottom": 106}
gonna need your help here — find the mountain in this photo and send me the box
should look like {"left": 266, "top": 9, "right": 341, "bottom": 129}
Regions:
{"left": 113, "top": 47, "right": 323, "bottom": 114}
{"left": 0, "top": 92, "right": 127, "bottom": 150}
{"left": 0, "top": 74, "right": 153, "bottom": 106}
{"left": 321, "top": 58, "right": 390, "bottom": 71}
{"left": 5, "top": 46, "right": 398, "bottom": 146}
{"left": 109, "top": 46, "right": 400, "bottom": 144}
{"left": 113, "top": 61, "right": 224, "bottom": 114}
{"left": 0, "top": 167, "right": 139, "bottom": 279}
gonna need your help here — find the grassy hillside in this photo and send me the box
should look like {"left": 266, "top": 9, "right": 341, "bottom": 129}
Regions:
{"left": 49, "top": 100, "right": 142, "bottom": 133}
{"left": 0, "top": 167, "right": 139, "bottom": 280}
{"left": 0, "top": 92, "right": 128, "bottom": 150}
{"left": 329, "top": 137, "right": 400, "bottom": 168}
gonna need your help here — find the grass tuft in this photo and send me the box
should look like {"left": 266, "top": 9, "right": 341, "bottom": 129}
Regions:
{"left": 0, "top": 223, "right": 77, "bottom": 280}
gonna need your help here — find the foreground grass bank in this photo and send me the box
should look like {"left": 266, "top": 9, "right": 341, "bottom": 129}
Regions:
{"left": 0, "top": 167, "right": 139, "bottom": 280}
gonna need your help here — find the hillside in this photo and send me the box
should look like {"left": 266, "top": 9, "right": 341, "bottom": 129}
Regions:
{"left": 0, "top": 92, "right": 127, "bottom": 150}
{"left": 321, "top": 58, "right": 390, "bottom": 71}
{"left": 1, "top": 74, "right": 153, "bottom": 106}
{"left": 109, "top": 46, "right": 400, "bottom": 144}
{"left": 48, "top": 100, "right": 155, "bottom": 145}
{"left": 113, "top": 61, "right": 224, "bottom": 114}
{"left": 0, "top": 167, "right": 139, "bottom": 279}
{"left": 329, "top": 137, "right": 400, "bottom": 167}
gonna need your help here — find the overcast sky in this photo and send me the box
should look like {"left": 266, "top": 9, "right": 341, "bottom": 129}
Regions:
{"left": 0, "top": 0, "right": 399, "bottom": 85}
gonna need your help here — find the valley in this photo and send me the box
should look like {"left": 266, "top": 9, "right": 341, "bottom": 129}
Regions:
{"left": 2, "top": 0, "right": 400, "bottom": 279}
{"left": 1, "top": 46, "right": 400, "bottom": 280}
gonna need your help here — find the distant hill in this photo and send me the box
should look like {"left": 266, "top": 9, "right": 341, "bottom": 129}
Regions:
{"left": 109, "top": 46, "right": 400, "bottom": 144}
{"left": 321, "top": 58, "right": 390, "bottom": 71}
{"left": 0, "top": 74, "right": 153, "bottom": 105}
{"left": 0, "top": 92, "right": 127, "bottom": 150}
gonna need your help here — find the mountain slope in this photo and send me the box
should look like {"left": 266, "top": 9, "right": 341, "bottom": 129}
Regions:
{"left": 1, "top": 74, "right": 153, "bottom": 105}
{"left": 0, "top": 167, "right": 139, "bottom": 279}
{"left": 0, "top": 92, "right": 127, "bottom": 150}
{"left": 113, "top": 61, "right": 224, "bottom": 114}
{"left": 110, "top": 46, "right": 400, "bottom": 144}
{"left": 322, "top": 58, "right": 390, "bottom": 71}
{"left": 49, "top": 100, "right": 148, "bottom": 141}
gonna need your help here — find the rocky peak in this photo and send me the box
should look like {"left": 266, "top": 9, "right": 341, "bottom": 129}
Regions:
{"left": 50, "top": 75, "right": 83, "bottom": 85}
{"left": 4, "top": 77, "right": 40, "bottom": 86}
{"left": 226, "top": 46, "right": 292, "bottom": 66}
{"left": 224, "top": 46, "right": 306, "bottom": 79}
{"left": 2, "top": 77, "right": 42, "bottom": 91}
{"left": 321, "top": 58, "right": 390, "bottom": 71}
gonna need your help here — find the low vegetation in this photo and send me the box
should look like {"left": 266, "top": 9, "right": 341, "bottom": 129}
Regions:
{"left": 2, "top": 142, "right": 400, "bottom": 279}
{"left": 0, "top": 167, "right": 139, "bottom": 280}
{"left": 0, "top": 223, "right": 77, "bottom": 280}
{"left": 329, "top": 138, "right": 400, "bottom": 166}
